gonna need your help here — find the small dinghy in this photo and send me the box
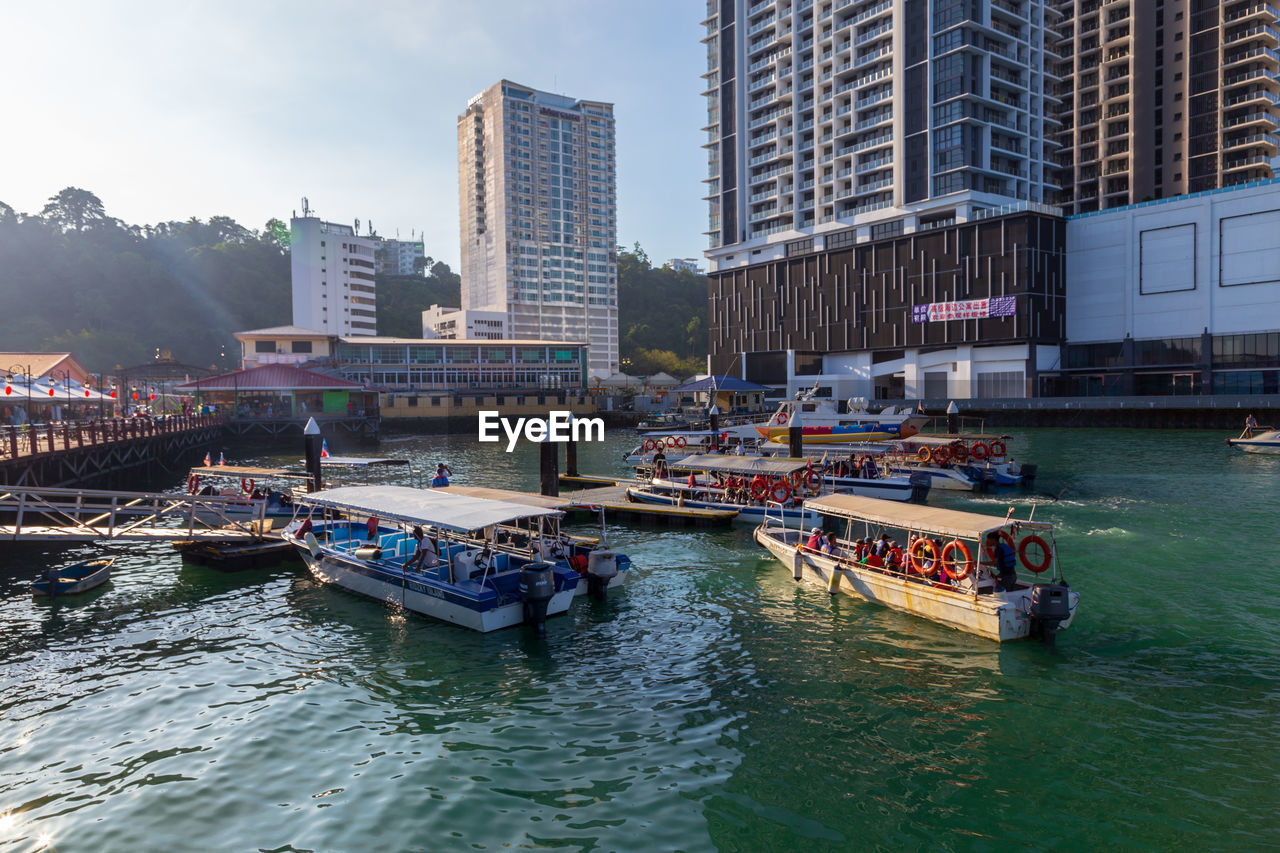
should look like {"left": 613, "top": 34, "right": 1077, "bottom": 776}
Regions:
{"left": 32, "top": 557, "right": 115, "bottom": 597}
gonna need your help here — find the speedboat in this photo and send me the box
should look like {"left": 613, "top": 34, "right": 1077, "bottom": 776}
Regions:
{"left": 282, "top": 486, "right": 586, "bottom": 632}
{"left": 753, "top": 494, "right": 1079, "bottom": 644}
{"left": 187, "top": 465, "right": 309, "bottom": 528}
{"left": 738, "top": 391, "right": 929, "bottom": 445}
{"left": 1226, "top": 427, "right": 1280, "bottom": 454}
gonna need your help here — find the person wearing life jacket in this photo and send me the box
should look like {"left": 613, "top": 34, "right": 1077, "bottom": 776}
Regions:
{"left": 686, "top": 472, "right": 699, "bottom": 500}
{"left": 985, "top": 531, "right": 1019, "bottom": 592}
{"left": 805, "top": 527, "right": 823, "bottom": 551}
{"left": 887, "top": 540, "right": 904, "bottom": 572}
{"left": 853, "top": 537, "right": 868, "bottom": 562}
{"left": 821, "top": 531, "right": 841, "bottom": 558}
{"left": 431, "top": 462, "right": 453, "bottom": 488}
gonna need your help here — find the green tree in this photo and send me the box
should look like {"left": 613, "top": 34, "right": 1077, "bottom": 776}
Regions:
{"left": 41, "top": 187, "right": 108, "bottom": 231}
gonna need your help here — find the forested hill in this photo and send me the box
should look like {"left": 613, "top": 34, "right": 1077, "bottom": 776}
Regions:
{"left": 0, "top": 188, "right": 707, "bottom": 374}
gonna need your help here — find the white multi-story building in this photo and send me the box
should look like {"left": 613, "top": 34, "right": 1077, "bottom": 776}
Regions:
{"left": 702, "top": 0, "right": 1061, "bottom": 268}
{"left": 421, "top": 305, "right": 508, "bottom": 340}
{"left": 667, "top": 258, "right": 706, "bottom": 275}
{"left": 458, "top": 80, "right": 619, "bottom": 377}
{"left": 375, "top": 238, "right": 426, "bottom": 277}
{"left": 291, "top": 217, "right": 378, "bottom": 336}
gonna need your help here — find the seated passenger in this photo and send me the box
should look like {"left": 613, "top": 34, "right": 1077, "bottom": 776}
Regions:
{"left": 822, "top": 532, "right": 841, "bottom": 557}
{"left": 984, "top": 531, "right": 1019, "bottom": 592}
{"left": 405, "top": 525, "right": 440, "bottom": 570}
{"left": 805, "top": 527, "right": 823, "bottom": 551}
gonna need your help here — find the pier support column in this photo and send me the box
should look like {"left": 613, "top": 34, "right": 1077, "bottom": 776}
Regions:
{"left": 540, "top": 440, "right": 559, "bottom": 497}
{"left": 565, "top": 437, "right": 579, "bottom": 478}
{"left": 788, "top": 425, "right": 803, "bottom": 459}
{"left": 303, "top": 417, "right": 323, "bottom": 493}
{"left": 709, "top": 409, "right": 721, "bottom": 451}
{"left": 947, "top": 401, "right": 959, "bottom": 435}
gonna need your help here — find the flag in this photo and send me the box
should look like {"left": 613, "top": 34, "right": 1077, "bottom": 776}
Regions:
{"left": 321, "top": 440, "right": 330, "bottom": 458}
{"left": 203, "top": 452, "right": 211, "bottom": 467}
{"left": 218, "top": 452, "right": 226, "bottom": 466}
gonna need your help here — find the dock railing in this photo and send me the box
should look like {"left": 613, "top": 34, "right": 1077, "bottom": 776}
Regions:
{"left": 0, "top": 485, "right": 267, "bottom": 541}
{"left": 0, "top": 415, "right": 225, "bottom": 461}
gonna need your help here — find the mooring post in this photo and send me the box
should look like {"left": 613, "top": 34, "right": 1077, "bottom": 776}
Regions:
{"left": 788, "top": 424, "right": 803, "bottom": 459}
{"left": 565, "top": 436, "right": 578, "bottom": 478}
{"left": 303, "top": 417, "right": 323, "bottom": 493}
{"left": 540, "top": 440, "right": 559, "bottom": 497}
{"left": 946, "top": 401, "right": 959, "bottom": 435}
{"left": 709, "top": 406, "right": 721, "bottom": 451}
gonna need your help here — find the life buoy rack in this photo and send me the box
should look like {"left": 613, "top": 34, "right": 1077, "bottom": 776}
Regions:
{"left": 930, "top": 446, "right": 950, "bottom": 466}
{"left": 187, "top": 474, "right": 200, "bottom": 494}
{"left": 665, "top": 435, "right": 679, "bottom": 447}
{"left": 674, "top": 436, "right": 687, "bottom": 448}
{"left": 940, "top": 540, "right": 974, "bottom": 580}
{"left": 1018, "top": 534, "right": 1052, "bottom": 573}
{"left": 916, "top": 447, "right": 931, "bottom": 463}
{"left": 643, "top": 438, "right": 656, "bottom": 452}
{"left": 776, "top": 412, "right": 788, "bottom": 425}
{"left": 989, "top": 440, "right": 1007, "bottom": 459}
{"left": 950, "top": 443, "right": 969, "bottom": 463}
{"left": 771, "top": 480, "right": 792, "bottom": 503}
{"left": 908, "top": 538, "right": 942, "bottom": 575}
{"left": 970, "top": 442, "right": 989, "bottom": 460}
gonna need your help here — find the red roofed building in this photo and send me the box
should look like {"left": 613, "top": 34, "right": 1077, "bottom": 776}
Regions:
{"left": 175, "top": 364, "right": 377, "bottom": 420}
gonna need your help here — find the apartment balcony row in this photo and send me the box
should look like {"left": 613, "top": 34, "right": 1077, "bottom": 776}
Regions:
{"left": 747, "top": 46, "right": 790, "bottom": 75}
{"left": 1224, "top": 87, "right": 1280, "bottom": 108}
{"left": 749, "top": 127, "right": 779, "bottom": 147}
{"left": 749, "top": 203, "right": 795, "bottom": 223}
{"left": 748, "top": 164, "right": 791, "bottom": 185}
{"left": 856, "top": 153, "right": 893, "bottom": 173}
{"left": 1223, "top": 109, "right": 1277, "bottom": 129}
{"left": 748, "top": 144, "right": 795, "bottom": 167}
{"left": 1224, "top": 23, "right": 1280, "bottom": 46}
{"left": 1222, "top": 153, "right": 1273, "bottom": 172}
{"left": 1223, "top": 132, "right": 1279, "bottom": 151}
{"left": 1223, "top": 66, "right": 1280, "bottom": 87}
{"left": 855, "top": 22, "right": 892, "bottom": 47}
{"left": 749, "top": 106, "right": 792, "bottom": 130}
{"left": 748, "top": 84, "right": 794, "bottom": 111}
{"left": 749, "top": 220, "right": 796, "bottom": 239}
{"left": 749, "top": 71, "right": 778, "bottom": 93}
{"left": 747, "top": 14, "right": 777, "bottom": 37}
{"left": 1223, "top": 3, "right": 1279, "bottom": 25}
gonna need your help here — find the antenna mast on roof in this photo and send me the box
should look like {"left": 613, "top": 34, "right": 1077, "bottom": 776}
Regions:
{"left": 301, "top": 197, "right": 311, "bottom": 217}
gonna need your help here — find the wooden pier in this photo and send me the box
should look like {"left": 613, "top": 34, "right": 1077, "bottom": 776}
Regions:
{"left": 0, "top": 415, "right": 226, "bottom": 487}
{"left": 0, "top": 485, "right": 267, "bottom": 542}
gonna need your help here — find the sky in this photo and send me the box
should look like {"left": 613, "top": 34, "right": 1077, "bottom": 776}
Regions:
{"left": 0, "top": 0, "right": 710, "bottom": 270}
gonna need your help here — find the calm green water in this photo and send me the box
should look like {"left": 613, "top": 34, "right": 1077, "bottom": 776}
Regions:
{"left": 2, "top": 429, "right": 1278, "bottom": 852}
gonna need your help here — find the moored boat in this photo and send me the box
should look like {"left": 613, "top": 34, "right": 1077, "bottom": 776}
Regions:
{"left": 282, "top": 486, "right": 585, "bottom": 632}
{"left": 753, "top": 494, "right": 1079, "bottom": 644}
{"left": 32, "top": 557, "right": 115, "bottom": 597}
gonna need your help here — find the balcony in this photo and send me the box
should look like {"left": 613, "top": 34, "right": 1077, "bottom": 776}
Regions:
{"left": 1225, "top": 24, "right": 1280, "bottom": 45}
{"left": 1223, "top": 4, "right": 1279, "bottom": 25}
{"left": 1223, "top": 110, "right": 1276, "bottom": 128}
{"left": 856, "top": 155, "right": 893, "bottom": 173}
{"left": 1222, "top": 153, "right": 1271, "bottom": 171}
{"left": 1223, "top": 47, "right": 1280, "bottom": 70}
{"left": 1223, "top": 132, "right": 1279, "bottom": 150}
{"left": 855, "top": 22, "right": 892, "bottom": 46}
{"left": 853, "top": 110, "right": 893, "bottom": 131}
{"left": 747, "top": 14, "right": 777, "bottom": 37}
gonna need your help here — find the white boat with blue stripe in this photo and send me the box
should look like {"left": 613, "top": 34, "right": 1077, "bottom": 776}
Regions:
{"left": 283, "top": 486, "right": 582, "bottom": 633}
{"left": 1227, "top": 426, "right": 1280, "bottom": 454}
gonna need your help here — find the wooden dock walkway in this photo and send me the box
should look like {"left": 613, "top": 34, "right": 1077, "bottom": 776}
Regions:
{"left": 0, "top": 485, "right": 267, "bottom": 542}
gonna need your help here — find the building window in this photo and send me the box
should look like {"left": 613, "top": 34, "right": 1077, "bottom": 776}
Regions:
{"left": 255, "top": 341, "right": 275, "bottom": 353}
{"left": 975, "top": 371, "right": 1025, "bottom": 398}
{"left": 291, "top": 341, "right": 313, "bottom": 354}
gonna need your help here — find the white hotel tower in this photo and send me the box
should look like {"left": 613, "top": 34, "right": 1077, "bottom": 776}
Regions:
{"left": 291, "top": 216, "right": 378, "bottom": 336}
{"left": 458, "top": 80, "right": 619, "bottom": 378}
{"left": 702, "top": 0, "right": 1062, "bottom": 262}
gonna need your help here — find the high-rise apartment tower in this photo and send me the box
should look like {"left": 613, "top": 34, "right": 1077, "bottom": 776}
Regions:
{"left": 291, "top": 217, "right": 378, "bottom": 336}
{"left": 458, "top": 80, "right": 619, "bottom": 377}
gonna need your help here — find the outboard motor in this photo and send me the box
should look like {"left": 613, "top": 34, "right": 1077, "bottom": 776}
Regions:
{"left": 908, "top": 472, "right": 932, "bottom": 503}
{"left": 1017, "top": 463, "right": 1037, "bottom": 488}
{"left": 1029, "top": 582, "right": 1071, "bottom": 648}
{"left": 586, "top": 549, "right": 618, "bottom": 601}
{"left": 519, "top": 561, "right": 556, "bottom": 633}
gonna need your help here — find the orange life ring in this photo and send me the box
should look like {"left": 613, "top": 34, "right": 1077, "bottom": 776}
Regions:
{"left": 187, "top": 474, "right": 199, "bottom": 494}
{"left": 984, "top": 529, "right": 1016, "bottom": 560}
{"left": 908, "top": 538, "right": 941, "bottom": 575}
{"left": 916, "top": 447, "right": 931, "bottom": 463}
{"left": 930, "top": 446, "right": 950, "bottom": 466}
{"left": 806, "top": 470, "right": 819, "bottom": 489}
{"left": 950, "top": 443, "right": 968, "bottom": 463}
{"left": 665, "top": 435, "right": 678, "bottom": 447}
{"left": 941, "top": 540, "right": 974, "bottom": 580}
{"left": 771, "top": 480, "right": 792, "bottom": 503}
{"left": 241, "top": 478, "right": 255, "bottom": 494}
{"left": 989, "top": 440, "right": 1007, "bottom": 459}
{"left": 777, "top": 412, "right": 788, "bottom": 425}
{"left": 1018, "top": 534, "right": 1052, "bottom": 573}
{"left": 750, "top": 478, "right": 769, "bottom": 501}
{"left": 971, "top": 442, "right": 989, "bottom": 460}
{"left": 643, "top": 438, "right": 656, "bottom": 452}
{"left": 674, "top": 436, "right": 687, "bottom": 448}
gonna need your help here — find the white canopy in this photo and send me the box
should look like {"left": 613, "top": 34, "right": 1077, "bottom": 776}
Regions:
{"left": 294, "top": 485, "right": 562, "bottom": 532}
{"left": 646, "top": 372, "right": 681, "bottom": 387}
{"left": 804, "top": 494, "right": 1051, "bottom": 540}
{"left": 671, "top": 453, "right": 810, "bottom": 475}
{"left": 598, "top": 372, "right": 642, "bottom": 388}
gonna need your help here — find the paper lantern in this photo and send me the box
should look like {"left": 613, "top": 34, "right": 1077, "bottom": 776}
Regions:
{"left": 149, "top": 393, "right": 155, "bottom": 401}
{"left": 48, "top": 387, "right": 55, "bottom": 397}
{"left": 109, "top": 389, "right": 117, "bottom": 399}
{"left": 132, "top": 391, "right": 139, "bottom": 401}
{"left": 84, "top": 388, "right": 91, "bottom": 397}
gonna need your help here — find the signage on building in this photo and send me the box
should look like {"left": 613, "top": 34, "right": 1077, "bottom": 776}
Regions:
{"left": 911, "top": 295, "right": 1016, "bottom": 322}
{"left": 539, "top": 107, "right": 580, "bottom": 121}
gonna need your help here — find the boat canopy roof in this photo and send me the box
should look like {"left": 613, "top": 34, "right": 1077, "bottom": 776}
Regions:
{"left": 803, "top": 494, "right": 1051, "bottom": 539}
{"left": 320, "top": 456, "right": 411, "bottom": 467}
{"left": 905, "top": 433, "right": 1010, "bottom": 445}
{"left": 671, "top": 453, "right": 809, "bottom": 475}
{"left": 294, "top": 485, "right": 562, "bottom": 532}
{"left": 189, "top": 465, "right": 310, "bottom": 480}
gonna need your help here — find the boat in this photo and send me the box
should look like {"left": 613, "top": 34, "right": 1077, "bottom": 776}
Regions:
{"left": 743, "top": 392, "right": 929, "bottom": 445}
{"left": 623, "top": 430, "right": 754, "bottom": 466}
{"left": 435, "top": 484, "right": 632, "bottom": 598}
{"left": 32, "top": 557, "right": 115, "bottom": 597}
{"left": 895, "top": 435, "right": 1031, "bottom": 487}
{"left": 282, "top": 486, "right": 591, "bottom": 632}
{"left": 753, "top": 494, "right": 1079, "bottom": 644}
{"left": 1226, "top": 426, "right": 1280, "bottom": 454}
{"left": 187, "top": 465, "right": 310, "bottom": 527}
{"left": 758, "top": 441, "right": 977, "bottom": 491}
{"left": 626, "top": 453, "right": 925, "bottom": 526}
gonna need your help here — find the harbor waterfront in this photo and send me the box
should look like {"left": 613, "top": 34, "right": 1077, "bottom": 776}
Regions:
{"left": 2, "top": 428, "right": 1279, "bottom": 850}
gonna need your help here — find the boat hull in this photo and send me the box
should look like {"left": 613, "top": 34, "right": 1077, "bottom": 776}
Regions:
{"left": 1227, "top": 430, "right": 1280, "bottom": 453}
{"left": 883, "top": 464, "right": 978, "bottom": 491}
{"left": 293, "top": 544, "right": 576, "bottom": 632}
{"left": 756, "top": 424, "right": 914, "bottom": 443}
{"left": 32, "top": 558, "right": 114, "bottom": 596}
{"left": 753, "top": 526, "right": 1079, "bottom": 642}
